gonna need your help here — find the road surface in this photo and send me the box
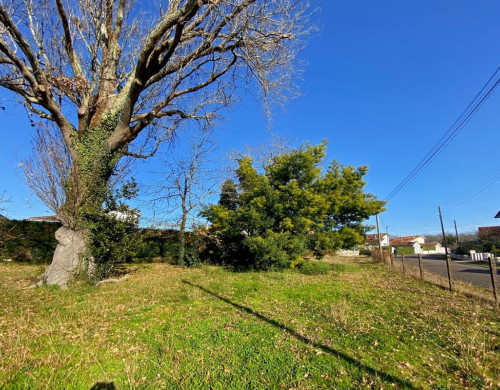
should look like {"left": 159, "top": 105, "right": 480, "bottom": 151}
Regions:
{"left": 394, "top": 255, "right": 499, "bottom": 289}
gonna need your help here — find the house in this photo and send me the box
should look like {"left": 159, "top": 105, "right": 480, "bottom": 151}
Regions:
{"left": 25, "top": 216, "right": 60, "bottom": 223}
{"left": 420, "top": 242, "right": 446, "bottom": 254}
{"left": 0, "top": 214, "right": 7, "bottom": 220}
{"left": 389, "top": 236, "right": 425, "bottom": 245}
{"left": 108, "top": 210, "right": 141, "bottom": 226}
{"left": 389, "top": 236, "right": 426, "bottom": 255}
{"left": 365, "top": 233, "right": 389, "bottom": 247}
{"left": 478, "top": 226, "right": 500, "bottom": 240}
{"left": 392, "top": 242, "right": 422, "bottom": 255}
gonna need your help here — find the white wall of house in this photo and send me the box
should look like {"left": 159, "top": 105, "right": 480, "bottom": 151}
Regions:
{"left": 421, "top": 243, "right": 446, "bottom": 254}
{"left": 338, "top": 249, "right": 360, "bottom": 257}
{"left": 366, "top": 234, "right": 389, "bottom": 247}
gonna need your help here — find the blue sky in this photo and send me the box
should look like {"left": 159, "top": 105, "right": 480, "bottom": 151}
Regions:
{"left": 1, "top": 0, "right": 500, "bottom": 238}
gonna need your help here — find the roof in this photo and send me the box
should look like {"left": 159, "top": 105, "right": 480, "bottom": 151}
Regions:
{"left": 495, "top": 210, "right": 500, "bottom": 218}
{"left": 25, "top": 216, "right": 60, "bottom": 223}
{"left": 389, "top": 236, "right": 423, "bottom": 245}
{"left": 478, "top": 226, "right": 500, "bottom": 238}
{"left": 0, "top": 214, "right": 7, "bottom": 220}
{"left": 365, "top": 233, "right": 388, "bottom": 243}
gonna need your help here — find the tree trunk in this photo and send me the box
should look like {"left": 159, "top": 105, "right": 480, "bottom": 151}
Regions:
{"left": 39, "top": 226, "right": 87, "bottom": 287}
{"left": 178, "top": 213, "right": 188, "bottom": 266}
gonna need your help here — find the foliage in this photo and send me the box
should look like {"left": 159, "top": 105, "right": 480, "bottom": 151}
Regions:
{"left": 392, "top": 245, "right": 415, "bottom": 256}
{"left": 84, "top": 177, "right": 142, "bottom": 279}
{"left": 359, "top": 247, "right": 373, "bottom": 256}
{"left": 148, "top": 130, "right": 219, "bottom": 267}
{"left": 203, "top": 141, "right": 385, "bottom": 270}
{"left": 0, "top": 220, "right": 60, "bottom": 263}
{"left": 294, "top": 259, "right": 332, "bottom": 275}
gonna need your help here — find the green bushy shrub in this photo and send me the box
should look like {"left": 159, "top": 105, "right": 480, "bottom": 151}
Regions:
{"left": 294, "top": 260, "right": 331, "bottom": 275}
{"left": 202, "top": 142, "right": 385, "bottom": 271}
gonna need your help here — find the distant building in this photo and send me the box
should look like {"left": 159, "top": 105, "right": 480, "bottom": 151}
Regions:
{"left": 25, "top": 216, "right": 60, "bottom": 223}
{"left": 478, "top": 226, "right": 500, "bottom": 240}
{"left": 393, "top": 242, "right": 422, "bottom": 255}
{"left": 389, "top": 236, "right": 425, "bottom": 245}
{"left": 365, "top": 233, "right": 389, "bottom": 247}
{"left": 0, "top": 214, "right": 7, "bottom": 220}
{"left": 420, "top": 242, "right": 446, "bottom": 254}
{"left": 495, "top": 210, "right": 500, "bottom": 219}
{"left": 108, "top": 210, "right": 141, "bottom": 226}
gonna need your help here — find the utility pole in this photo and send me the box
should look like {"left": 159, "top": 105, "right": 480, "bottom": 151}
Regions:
{"left": 454, "top": 220, "right": 459, "bottom": 245}
{"left": 376, "top": 214, "right": 382, "bottom": 254}
{"left": 438, "top": 206, "right": 449, "bottom": 256}
{"left": 439, "top": 206, "right": 453, "bottom": 290}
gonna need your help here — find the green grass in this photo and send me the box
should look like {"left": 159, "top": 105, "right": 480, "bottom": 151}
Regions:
{"left": 0, "top": 257, "right": 499, "bottom": 389}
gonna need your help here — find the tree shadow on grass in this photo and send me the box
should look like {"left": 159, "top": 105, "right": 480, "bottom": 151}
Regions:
{"left": 182, "top": 280, "right": 417, "bottom": 389}
{"left": 89, "top": 382, "right": 115, "bottom": 390}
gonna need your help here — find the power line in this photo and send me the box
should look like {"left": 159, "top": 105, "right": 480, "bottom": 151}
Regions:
{"left": 445, "top": 173, "right": 500, "bottom": 212}
{"left": 385, "top": 65, "right": 500, "bottom": 201}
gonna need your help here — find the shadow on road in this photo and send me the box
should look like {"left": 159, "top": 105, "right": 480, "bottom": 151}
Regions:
{"left": 456, "top": 268, "right": 500, "bottom": 275}
{"left": 182, "top": 280, "right": 416, "bottom": 389}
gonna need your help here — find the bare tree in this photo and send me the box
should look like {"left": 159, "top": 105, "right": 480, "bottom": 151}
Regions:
{"left": 0, "top": 0, "right": 312, "bottom": 286}
{"left": 0, "top": 191, "right": 7, "bottom": 215}
{"left": 149, "top": 130, "right": 220, "bottom": 265}
{"left": 21, "top": 126, "right": 72, "bottom": 217}
{"left": 0, "top": 191, "right": 15, "bottom": 256}
{"left": 21, "top": 124, "right": 133, "bottom": 220}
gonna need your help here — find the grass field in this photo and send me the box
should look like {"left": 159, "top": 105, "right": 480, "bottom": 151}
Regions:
{"left": 0, "top": 257, "right": 499, "bottom": 389}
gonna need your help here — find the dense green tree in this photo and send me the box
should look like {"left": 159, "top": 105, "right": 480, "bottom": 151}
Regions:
{"left": 203, "top": 142, "right": 385, "bottom": 269}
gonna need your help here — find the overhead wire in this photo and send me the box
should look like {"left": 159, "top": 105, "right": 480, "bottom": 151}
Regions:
{"left": 385, "top": 65, "right": 500, "bottom": 201}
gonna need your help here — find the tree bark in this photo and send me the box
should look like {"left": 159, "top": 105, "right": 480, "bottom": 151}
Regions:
{"left": 38, "top": 226, "right": 87, "bottom": 287}
{"left": 178, "top": 213, "right": 187, "bottom": 266}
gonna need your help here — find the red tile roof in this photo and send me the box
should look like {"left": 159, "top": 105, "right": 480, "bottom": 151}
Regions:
{"left": 389, "top": 236, "right": 422, "bottom": 245}
{"left": 478, "top": 226, "right": 500, "bottom": 239}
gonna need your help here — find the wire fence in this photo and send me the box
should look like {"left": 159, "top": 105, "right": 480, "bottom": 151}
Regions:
{"left": 371, "top": 249, "right": 499, "bottom": 306}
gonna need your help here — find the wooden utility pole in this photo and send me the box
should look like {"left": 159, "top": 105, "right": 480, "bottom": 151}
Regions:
{"left": 488, "top": 257, "right": 499, "bottom": 305}
{"left": 376, "top": 214, "right": 382, "bottom": 255}
{"left": 438, "top": 206, "right": 449, "bottom": 256}
{"left": 438, "top": 206, "right": 453, "bottom": 290}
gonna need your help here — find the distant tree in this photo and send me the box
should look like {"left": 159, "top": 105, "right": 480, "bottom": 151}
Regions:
{"left": 0, "top": 191, "right": 7, "bottom": 216}
{"left": 423, "top": 233, "right": 456, "bottom": 247}
{"left": 218, "top": 180, "right": 238, "bottom": 211}
{"left": 149, "top": 130, "right": 220, "bottom": 266}
{"left": 0, "top": 192, "right": 16, "bottom": 258}
{"left": 202, "top": 141, "right": 385, "bottom": 270}
{"left": 21, "top": 127, "right": 72, "bottom": 217}
{"left": 424, "top": 231, "right": 480, "bottom": 253}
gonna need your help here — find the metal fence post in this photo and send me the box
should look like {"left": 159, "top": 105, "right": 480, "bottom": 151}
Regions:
{"left": 402, "top": 255, "right": 406, "bottom": 274}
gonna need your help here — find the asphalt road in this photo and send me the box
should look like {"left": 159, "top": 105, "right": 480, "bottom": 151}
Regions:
{"left": 394, "top": 255, "right": 499, "bottom": 289}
